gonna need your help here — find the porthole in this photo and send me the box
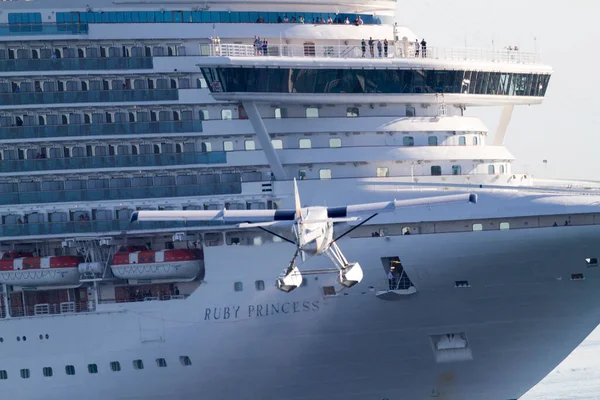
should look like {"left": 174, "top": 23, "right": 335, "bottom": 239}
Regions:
{"left": 16, "top": 337, "right": 20, "bottom": 342}
{"left": 43, "top": 367, "right": 53, "bottom": 377}
{"left": 110, "top": 361, "right": 121, "bottom": 372}
{"left": 65, "top": 365, "right": 75, "bottom": 375}
{"left": 133, "top": 359, "right": 144, "bottom": 370}
{"left": 22, "top": 336, "right": 26, "bottom": 341}
{"left": 234, "top": 282, "right": 243, "bottom": 292}
{"left": 45, "top": 334, "right": 49, "bottom": 339}
{"left": 179, "top": 356, "right": 192, "bottom": 366}
{"left": 255, "top": 280, "right": 265, "bottom": 291}
{"left": 39, "top": 334, "right": 43, "bottom": 340}
{"left": 0, "top": 370, "right": 7, "bottom": 380}
{"left": 88, "top": 364, "right": 98, "bottom": 374}
{"left": 156, "top": 358, "right": 167, "bottom": 368}
{"left": 20, "top": 369, "right": 30, "bottom": 379}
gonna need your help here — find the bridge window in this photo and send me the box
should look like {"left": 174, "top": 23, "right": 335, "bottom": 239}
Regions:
{"left": 472, "top": 223, "right": 483, "bottom": 231}
{"left": 223, "top": 141, "right": 234, "bottom": 151}
{"left": 20, "top": 369, "right": 30, "bottom": 379}
{"left": 133, "top": 360, "right": 144, "bottom": 370}
{"left": 234, "top": 282, "right": 243, "bottom": 292}
{"left": 271, "top": 139, "right": 283, "bottom": 149}
{"left": 221, "top": 109, "right": 233, "bottom": 120}
{"left": 376, "top": 167, "right": 389, "bottom": 177}
{"left": 110, "top": 361, "right": 121, "bottom": 372}
{"left": 255, "top": 280, "right": 265, "bottom": 291}
{"left": 43, "top": 367, "right": 53, "bottom": 377}
{"left": 244, "top": 140, "right": 256, "bottom": 151}
{"left": 329, "top": 138, "right": 342, "bottom": 148}
{"left": 180, "top": 356, "right": 192, "bottom": 366}
{"left": 431, "top": 166, "right": 442, "bottom": 176}
{"left": 403, "top": 136, "right": 414, "bottom": 146}
{"left": 428, "top": 136, "right": 438, "bottom": 146}
{"left": 452, "top": 165, "right": 462, "bottom": 175}
{"left": 65, "top": 365, "right": 75, "bottom": 375}
{"left": 299, "top": 138, "right": 312, "bottom": 149}
{"left": 500, "top": 222, "right": 510, "bottom": 230}
{"left": 488, "top": 165, "right": 495, "bottom": 174}
{"left": 305, "top": 108, "right": 319, "bottom": 118}
{"left": 347, "top": 107, "right": 359, "bottom": 117}
{"left": 320, "top": 169, "right": 332, "bottom": 180}
{"left": 88, "top": 364, "right": 98, "bottom": 374}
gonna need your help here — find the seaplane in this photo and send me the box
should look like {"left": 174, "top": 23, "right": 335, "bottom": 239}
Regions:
{"left": 131, "top": 180, "right": 478, "bottom": 293}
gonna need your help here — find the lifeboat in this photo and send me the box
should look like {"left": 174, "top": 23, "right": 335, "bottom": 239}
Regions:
{"left": 111, "top": 247, "right": 203, "bottom": 281}
{"left": 0, "top": 256, "right": 81, "bottom": 287}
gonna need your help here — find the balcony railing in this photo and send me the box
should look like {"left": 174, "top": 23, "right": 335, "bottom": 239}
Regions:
{"left": 0, "top": 182, "right": 242, "bottom": 205}
{"left": 0, "top": 57, "right": 153, "bottom": 72}
{"left": 0, "top": 220, "right": 221, "bottom": 238}
{"left": 209, "top": 43, "right": 542, "bottom": 64}
{"left": 1, "top": 120, "right": 203, "bottom": 140}
{"left": 0, "top": 151, "right": 226, "bottom": 173}
{"left": 0, "top": 23, "right": 88, "bottom": 36}
{"left": 0, "top": 89, "right": 178, "bottom": 106}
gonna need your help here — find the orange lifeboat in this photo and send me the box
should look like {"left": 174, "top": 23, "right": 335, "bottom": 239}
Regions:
{"left": 111, "top": 247, "right": 204, "bottom": 281}
{"left": 0, "top": 256, "right": 82, "bottom": 287}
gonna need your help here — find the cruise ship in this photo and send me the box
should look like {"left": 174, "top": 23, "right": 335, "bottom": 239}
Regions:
{"left": 0, "top": 0, "right": 599, "bottom": 399}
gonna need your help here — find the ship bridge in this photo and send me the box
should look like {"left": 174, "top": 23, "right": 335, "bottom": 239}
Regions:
{"left": 199, "top": 43, "right": 552, "bottom": 107}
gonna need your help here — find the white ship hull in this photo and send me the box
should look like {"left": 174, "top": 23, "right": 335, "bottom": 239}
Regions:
{"left": 3, "top": 222, "right": 599, "bottom": 400}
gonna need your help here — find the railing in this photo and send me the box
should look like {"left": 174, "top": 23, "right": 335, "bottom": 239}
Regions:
{"left": 0, "top": 57, "right": 153, "bottom": 72}
{"left": 0, "top": 151, "right": 226, "bottom": 173}
{"left": 0, "top": 23, "right": 88, "bottom": 36}
{"left": 0, "top": 182, "right": 242, "bottom": 206}
{"left": 209, "top": 44, "right": 542, "bottom": 64}
{"left": 10, "top": 301, "right": 92, "bottom": 318}
{"left": 0, "top": 89, "right": 179, "bottom": 106}
{"left": 0, "top": 120, "right": 203, "bottom": 140}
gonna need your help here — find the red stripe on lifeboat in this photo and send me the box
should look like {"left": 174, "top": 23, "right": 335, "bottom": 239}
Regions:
{"left": 112, "top": 248, "right": 203, "bottom": 265}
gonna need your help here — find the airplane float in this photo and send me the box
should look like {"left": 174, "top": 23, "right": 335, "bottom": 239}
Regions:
{"left": 131, "top": 180, "right": 477, "bottom": 293}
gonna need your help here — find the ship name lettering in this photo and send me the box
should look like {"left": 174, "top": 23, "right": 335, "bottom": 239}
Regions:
{"left": 203, "top": 301, "right": 319, "bottom": 321}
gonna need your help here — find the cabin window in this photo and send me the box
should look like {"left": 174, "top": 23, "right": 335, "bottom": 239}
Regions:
{"left": 244, "top": 140, "right": 256, "bottom": 151}
{"left": 255, "top": 280, "right": 265, "bottom": 291}
{"left": 271, "top": 139, "right": 283, "bottom": 149}
{"left": 431, "top": 166, "right": 442, "bottom": 176}
{"left": 488, "top": 165, "right": 495, "bottom": 174}
{"left": 221, "top": 109, "right": 232, "bottom": 120}
{"left": 459, "top": 136, "right": 466, "bottom": 146}
{"left": 133, "top": 360, "right": 144, "bottom": 370}
{"left": 110, "top": 361, "right": 121, "bottom": 372}
{"left": 499, "top": 165, "right": 505, "bottom": 173}
{"left": 0, "top": 370, "right": 7, "bottom": 380}
{"left": 156, "top": 358, "right": 167, "bottom": 368}
{"left": 329, "top": 137, "right": 342, "bottom": 148}
{"left": 298, "top": 170, "right": 307, "bottom": 180}
{"left": 204, "top": 232, "right": 223, "bottom": 246}
{"left": 319, "top": 169, "right": 332, "bottom": 180}
{"left": 180, "top": 356, "right": 192, "bottom": 366}
{"left": 234, "top": 282, "right": 243, "bottom": 292}
{"left": 299, "top": 138, "right": 312, "bottom": 149}
{"left": 472, "top": 223, "right": 483, "bottom": 231}
{"left": 223, "top": 141, "right": 233, "bottom": 152}
{"left": 406, "top": 106, "right": 416, "bottom": 117}
{"left": 323, "top": 286, "right": 336, "bottom": 296}
{"left": 473, "top": 136, "right": 478, "bottom": 145}
{"left": 403, "top": 136, "right": 414, "bottom": 146}
{"left": 199, "top": 110, "right": 209, "bottom": 120}
{"left": 65, "top": 365, "right": 75, "bottom": 375}
{"left": 346, "top": 107, "right": 359, "bottom": 117}
{"left": 301, "top": 278, "right": 308, "bottom": 287}
{"left": 586, "top": 258, "right": 598, "bottom": 267}
{"left": 376, "top": 167, "right": 389, "bottom": 177}
{"left": 43, "top": 367, "right": 53, "bottom": 377}
{"left": 20, "top": 369, "right": 30, "bottom": 379}
{"left": 500, "top": 222, "right": 510, "bottom": 230}
{"left": 305, "top": 107, "right": 319, "bottom": 118}
{"left": 452, "top": 165, "right": 462, "bottom": 175}
{"left": 274, "top": 108, "right": 282, "bottom": 119}
{"left": 428, "top": 136, "right": 438, "bottom": 146}
{"left": 88, "top": 364, "right": 98, "bottom": 374}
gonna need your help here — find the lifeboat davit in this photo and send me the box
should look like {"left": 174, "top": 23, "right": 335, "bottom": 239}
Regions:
{"left": 111, "top": 247, "right": 203, "bottom": 281}
{"left": 0, "top": 256, "right": 81, "bottom": 287}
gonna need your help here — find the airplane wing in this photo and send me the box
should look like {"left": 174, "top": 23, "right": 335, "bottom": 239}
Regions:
{"left": 131, "top": 193, "right": 476, "bottom": 224}
{"left": 328, "top": 193, "right": 477, "bottom": 218}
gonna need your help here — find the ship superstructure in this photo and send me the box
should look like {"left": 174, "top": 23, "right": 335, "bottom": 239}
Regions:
{"left": 0, "top": 0, "right": 598, "bottom": 399}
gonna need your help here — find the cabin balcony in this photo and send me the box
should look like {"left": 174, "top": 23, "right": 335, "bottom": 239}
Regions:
{"left": 0, "top": 89, "right": 178, "bottom": 107}
{"left": 0, "top": 23, "right": 88, "bottom": 37}
{"left": 0, "top": 56, "right": 153, "bottom": 72}
{"left": 0, "top": 120, "right": 203, "bottom": 141}
{"left": 0, "top": 151, "right": 226, "bottom": 174}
